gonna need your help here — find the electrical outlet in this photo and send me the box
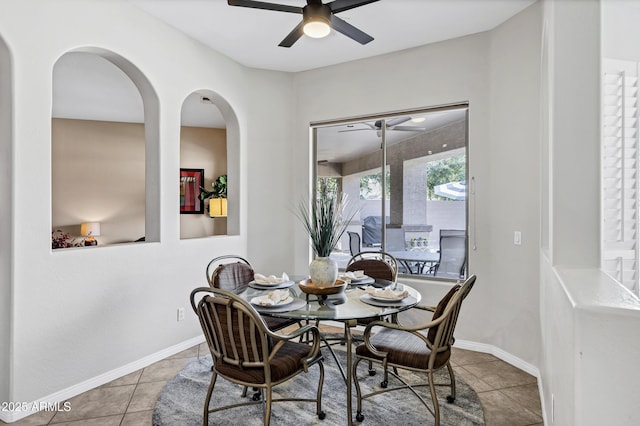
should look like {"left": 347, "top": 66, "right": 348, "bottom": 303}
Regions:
{"left": 177, "top": 307, "right": 185, "bottom": 322}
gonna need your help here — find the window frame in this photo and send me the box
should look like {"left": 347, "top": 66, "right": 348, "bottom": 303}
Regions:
{"left": 311, "top": 103, "right": 470, "bottom": 281}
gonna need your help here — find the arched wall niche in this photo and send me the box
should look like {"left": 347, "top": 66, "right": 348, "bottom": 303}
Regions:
{"left": 0, "top": 32, "right": 13, "bottom": 408}
{"left": 51, "top": 47, "right": 160, "bottom": 246}
{"left": 179, "top": 89, "right": 240, "bottom": 238}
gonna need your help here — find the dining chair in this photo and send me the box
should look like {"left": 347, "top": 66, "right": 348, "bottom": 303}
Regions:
{"left": 344, "top": 251, "right": 399, "bottom": 374}
{"left": 205, "top": 255, "right": 299, "bottom": 333}
{"left": 353, "top": 274, "right": 477, "bottom": 426}
{"left": 345, "top": 251, "right": 398, "bottom": 282}
{"left": 190, "top": 287, "right": 326, "bottom": 426}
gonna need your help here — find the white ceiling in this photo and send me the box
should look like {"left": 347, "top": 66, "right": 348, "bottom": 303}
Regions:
{"left": 52, "top": 0, "right": 535, "bottom": 129}
{"left": 128, "top": 0, "right": 536, "bottom": 72}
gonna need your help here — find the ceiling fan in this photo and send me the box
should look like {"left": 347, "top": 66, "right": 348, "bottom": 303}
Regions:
{"left": 227, "top": 0, "right": 379, "bottom": 47}
{"left": 339, "top": 117, "right": 427, "bottom": 133}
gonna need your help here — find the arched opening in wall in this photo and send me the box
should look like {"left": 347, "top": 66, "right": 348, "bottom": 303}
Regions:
{"left": 180, "top": 90, "right": 234, "bottom": 239}
{"left": 51, "top": 49, "right": 159, "bottom": 248}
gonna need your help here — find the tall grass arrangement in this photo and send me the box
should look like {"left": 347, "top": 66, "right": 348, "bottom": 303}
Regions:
{"left": 296, "top": 191, "right": 359, "bottom": 258}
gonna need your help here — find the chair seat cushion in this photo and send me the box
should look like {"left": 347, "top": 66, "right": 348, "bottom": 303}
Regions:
{"left": 355, "top": 328, "right": 450, "bottom": 370}
{"left": 215, "top": 340, "right": 318, "bottom": 384}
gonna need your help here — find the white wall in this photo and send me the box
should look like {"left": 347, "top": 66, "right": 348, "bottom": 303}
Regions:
{"left": 0, "top": 33, "right": 12, "bottom": 408}
{"left": 0, "top": 0, "right": 295, "bottom": 414}
{"left": 538, "top": 1, "right": 640, "bottom": 425}
{"left": 289, "top": 3, "right": 542, "bottom": 366}
{"left": 487, "top": 0, "right": 542, "bottom": 367}
{"left": 601, "top": 0, "right": 640, "bottom": 61}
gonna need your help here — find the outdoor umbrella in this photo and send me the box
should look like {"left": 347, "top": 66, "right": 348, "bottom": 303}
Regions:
{"left": 434, "top": 180, "right": 466, "bottom": 200}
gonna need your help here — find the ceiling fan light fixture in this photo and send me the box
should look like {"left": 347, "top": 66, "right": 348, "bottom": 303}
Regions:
{"left": 303, "top": 18, "right": 331, "bottom": 38}
{"left": 411, "top": 117, "right": 426, "bottom": 123}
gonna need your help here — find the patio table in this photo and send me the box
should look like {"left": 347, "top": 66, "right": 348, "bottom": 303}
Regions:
{"left": 388, "top": 250, "right": 439, "bottom": 274}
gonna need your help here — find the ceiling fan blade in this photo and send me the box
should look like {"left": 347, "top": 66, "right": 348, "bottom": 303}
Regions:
{"left": 386, "top": 116, "right": 411, "bottom": 127}
{"left": 329, "top": 15, "right": 374, "bottom": 44}
{"left": 328, "top": 0, "right": 379, "bottom": 14}
{"left": 279, "top": 21, "right": 305, "bottom": 47}
{"left": 227, "top": 0, "right": 303, "bottom": 14}
{"left": 392, "top": 126, "right": 427, "bottom": 132}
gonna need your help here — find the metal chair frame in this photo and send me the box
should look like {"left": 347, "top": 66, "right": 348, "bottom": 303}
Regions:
{"left": 190, "top": 287, "right": 325, "bottom": 425}
{"left": 353, "top": 275, "right": 476, "bottom": 426}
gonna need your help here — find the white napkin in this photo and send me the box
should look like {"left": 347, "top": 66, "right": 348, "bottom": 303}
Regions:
{"left": 254, "top": 272, "right": 290, "bottom": 284}
{"left": 256, "top": 289, "right": 290, "bottom": 306}
{"left": 365, "top": 285, "right": 409, "bottom": 300}
{"left": 339, "top": 270, "right": 365, "bottom": 281}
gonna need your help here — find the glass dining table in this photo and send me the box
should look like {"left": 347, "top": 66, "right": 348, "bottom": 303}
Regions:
{"left": 237, "top": 278, "right": 421, "bottom": 426}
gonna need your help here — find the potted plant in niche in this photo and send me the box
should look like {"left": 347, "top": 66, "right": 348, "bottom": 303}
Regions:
{"left": 296, "top": 183, "right": 359, "bottom": 287}
{"left": 200, "top": 174, "right": 227, "bottom": 217}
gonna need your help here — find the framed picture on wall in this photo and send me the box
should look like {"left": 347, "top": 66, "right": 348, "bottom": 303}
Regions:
{"left": 180, "top": 168, "right": 204, "bottom": 214}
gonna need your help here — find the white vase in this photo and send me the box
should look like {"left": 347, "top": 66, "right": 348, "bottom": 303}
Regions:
{"left": 309, "top": 257, "right": 338, "bottom": 287}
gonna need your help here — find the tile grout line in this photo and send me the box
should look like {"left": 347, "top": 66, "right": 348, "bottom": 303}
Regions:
{"left": 118, "top": 366, "right": 144, "bottom": 426}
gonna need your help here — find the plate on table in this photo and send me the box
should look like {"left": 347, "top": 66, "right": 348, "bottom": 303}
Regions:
{"left": 250, "top": 294, "right": 294, "bottom": 307}
{"left": 360, "top": 294, "right": 417, "bottom": 307}
{"left": 366, "top": 286, "right": 409, "bottom": 302}
{"left": 249, "top": 280, "right": 295, "bottom": 289}
{"left": 369, "top": 293, "right": 407, "bottom": 302}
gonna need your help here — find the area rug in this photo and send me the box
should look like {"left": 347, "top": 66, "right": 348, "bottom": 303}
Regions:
{"left": 153, "top": 345, "right": 484, "bottom": 426}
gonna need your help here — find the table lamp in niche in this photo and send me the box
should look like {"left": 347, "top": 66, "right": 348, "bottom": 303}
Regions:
{"left": 81, "top": 222, "right": 100, "bottom": 246}
{"left": 200, "top": 174, "right": 227, "bottom": 218}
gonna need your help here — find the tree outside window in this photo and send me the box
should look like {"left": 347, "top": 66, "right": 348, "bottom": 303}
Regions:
{"left": 426, "top": 155, "right": 466, "bottom": 200}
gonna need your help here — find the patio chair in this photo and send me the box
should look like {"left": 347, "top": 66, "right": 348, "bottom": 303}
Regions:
{"left": 439, "top": 229, "right": 466, "bottom": 238}
{"left": 353, "top": 274, "right": 477, "bottom": 426}
{"left": 205, "top": 255, "right": 299, "bottom": 333}
{"left": 433, "top": 232, "right": 467, "bottom": 279}
{"left": 347, "top": 231, "right": 361, "bottom": 256}
{"left": 190, "top": 287, "right": 325, "bottom": 426}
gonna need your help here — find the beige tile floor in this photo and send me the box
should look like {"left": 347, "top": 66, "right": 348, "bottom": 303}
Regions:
{"left": 2, "top": 331, "right": 543, "bottom": 426}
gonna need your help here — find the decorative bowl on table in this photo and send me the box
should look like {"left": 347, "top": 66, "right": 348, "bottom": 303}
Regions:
{"left": 298, "top": 279, "right": 347, "bottom": 295}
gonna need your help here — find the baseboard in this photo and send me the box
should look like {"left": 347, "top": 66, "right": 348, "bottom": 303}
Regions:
{"left": 454, "top": 339, "right": 538, "bottom": 377}
{"left": 0, "top": 335, "right": 205, "bottom": 424}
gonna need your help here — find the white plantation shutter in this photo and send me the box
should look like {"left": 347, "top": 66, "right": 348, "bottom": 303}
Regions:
{"left": 602, "top": 59, "right": 639, "bottom": 295}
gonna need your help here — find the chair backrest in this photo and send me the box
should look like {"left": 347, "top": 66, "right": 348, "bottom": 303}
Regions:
{"left": 346, "top": 251, "right": 398, "bottom": 281}
{"left": 347, "top": 231, "right": 361, "bottom": 256}
{"left": 206, "top": 255, "right": 254, "bottom": 291}
{"left": 439, "top": 229, "right": 466, "bottom": 238}
{"left": 434, "top": 234, "right": 466, "bottom": 279}
{"left": 427, "top": 275, "right": 476, "bottom": 356}
{"left": 190, "top": 287, "right": 270, "bottom": 371}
